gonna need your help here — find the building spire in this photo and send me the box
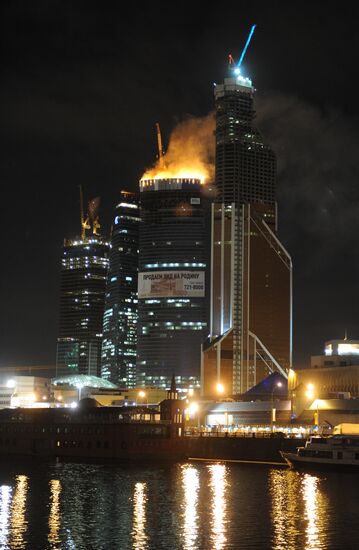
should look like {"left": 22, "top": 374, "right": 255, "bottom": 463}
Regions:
{"left": 167, "top": 374, "right": 178, "bottom": 400}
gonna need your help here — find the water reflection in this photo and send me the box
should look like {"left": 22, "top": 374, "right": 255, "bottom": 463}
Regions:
{"left": 10, "top": 475, "right": 29, "bottom": 549}
{"left": 132, "top": 482, "right": 148, "bottom": 550}
{"left": 181, "top": 464, "right": 199, "bottom": 549}
{"left": 208, "top": 463, "right": 228, "bottom": 550}
{"left": 48, "top": 479, "right": 62, "bottom": 549}
{"left": 270, "top": 470, "right": 329, "bottom": 550}
{"left": 270, "top": 469, "right": 300, "bottom": 549}
{"left": 302, "top": 474, "right": 322, "bottom": 549}
{"left": 0, "top": 485, "right": 12, "bottom": 548}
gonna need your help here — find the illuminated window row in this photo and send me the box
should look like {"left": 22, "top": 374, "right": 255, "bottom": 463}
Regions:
{"left": 144, "top": 262, "right": 206, "bottom": 268}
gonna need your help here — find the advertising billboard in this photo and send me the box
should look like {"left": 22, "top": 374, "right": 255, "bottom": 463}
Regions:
{"left": 138, "top": 271, "right": 205, "bottom": 298}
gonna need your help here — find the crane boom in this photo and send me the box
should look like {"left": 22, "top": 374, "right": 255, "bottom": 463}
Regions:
{"left": 79, "top": 185, "right": 90, "bottom": 240}
{"left": 156, "top": 122, "right": 164, "bottom": 166}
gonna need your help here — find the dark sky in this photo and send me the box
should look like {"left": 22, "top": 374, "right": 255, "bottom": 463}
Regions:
{"left": 1, "top": 1, "right": 359, "bottom": 371}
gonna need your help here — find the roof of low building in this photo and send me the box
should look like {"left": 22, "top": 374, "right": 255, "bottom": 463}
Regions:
{"left": 52, "top": 374, "right": 118, "bottom": 389}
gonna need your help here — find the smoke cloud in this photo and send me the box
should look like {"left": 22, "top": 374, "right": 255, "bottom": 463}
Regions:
{"left": 142, "top": 112, "right": 215, "bottom": 183}
{"left": 256, "top": 91, "right": 359, "bottom": 279}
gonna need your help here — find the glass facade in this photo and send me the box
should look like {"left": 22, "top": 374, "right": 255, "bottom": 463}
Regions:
{"left": 137, "top": 178, "right": 209, "bottom": 390}
{"left": 101, "top": 191, "right": 140, "bottom": 387}
{"left": 202, "top": 73, "right": 292, "bottom": 396}
{"left": 56, "top": 237, "right": 110, "bottom": 378}
{"left": 215, "top": 77, "right": 276, "bottom": 212}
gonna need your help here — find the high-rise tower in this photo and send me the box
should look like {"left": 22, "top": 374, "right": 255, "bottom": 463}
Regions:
{"left": 202, "top": 62, "right": 292, "bottom": 396}
{"left": 137, "top": 178, "right": 208, "bottom": 391}
{"left": 56, "top": 196, "right": 110, "bottom": 378}
{"left": 101, "top": 191, "right": 140, "bottom": 387}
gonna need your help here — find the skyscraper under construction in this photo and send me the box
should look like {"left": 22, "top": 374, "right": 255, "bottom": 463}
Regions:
{"left": 202, "top": 53, "right": 292, "bottom": 396}
{"left": 56, "top": 194, "right": 110, "bottom": 378}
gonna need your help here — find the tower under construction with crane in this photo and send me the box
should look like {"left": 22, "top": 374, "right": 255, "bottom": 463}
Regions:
{"left": 56, "top": 189, "right": 110, "bottom": 378}
{"left": 202, "top": 26, "right": 292, "bottom": 396}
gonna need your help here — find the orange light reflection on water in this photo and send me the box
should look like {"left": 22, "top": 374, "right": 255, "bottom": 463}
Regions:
{"left": 48, "top": 479, "right": 62, "bottom": 549}
{"left": 302, "top": 474, "right": 321, "bottom": 550}
{"left": 208, "top": 463, "right": 228, "bottom": 550}
{"left": 0, "top": 485, "right": 11, "bottom": 547}
{"left": 10, "top": 475, "right": 29, "bottom": 549}
{"left": 181, "top": 464, "right": 199, "bottom": 550}
{"left": 270, "top": 469, "right": 329, "bottom": 550}
{"left": 132, "top": 482, "right": 148, "bottom": 550}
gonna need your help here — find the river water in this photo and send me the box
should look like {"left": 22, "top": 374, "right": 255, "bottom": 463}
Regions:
{"left": 0, "top": 458, "right": 358, "bottom": 549}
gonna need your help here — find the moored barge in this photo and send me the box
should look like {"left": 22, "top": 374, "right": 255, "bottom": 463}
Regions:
{"left": 0, "top": 384, "right": 304, "bottom": 464}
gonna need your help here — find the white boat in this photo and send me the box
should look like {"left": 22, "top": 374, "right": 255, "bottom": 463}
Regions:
{"left": 280, "top": 423, "right": 359, "bottom": 472}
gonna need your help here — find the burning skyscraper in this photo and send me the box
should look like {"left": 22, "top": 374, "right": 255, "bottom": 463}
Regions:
{"left": 136, "top": 122, "right": 213, "bottom": 390}
{"left": 137, "top": 177, "right": 208, "bottom": 391}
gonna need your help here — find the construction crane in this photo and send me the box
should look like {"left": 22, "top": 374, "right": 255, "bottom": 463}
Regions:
{"left": 92, "top": 216, "right": 101, "bottom": 235}
{"left": 156, "top": 122, "right": 165, "bottom": 167}
{"left": 79, "top": 185, "right": 90, "bottom": 240}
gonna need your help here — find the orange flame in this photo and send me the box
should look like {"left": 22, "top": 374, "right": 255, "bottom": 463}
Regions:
{"left": 141, "top": 113, "right": 215, "bottom": 184}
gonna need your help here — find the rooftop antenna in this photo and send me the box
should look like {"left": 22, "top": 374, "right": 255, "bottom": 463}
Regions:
{"left": 237, "top": 24, "right": 256, "bottom": 69}
{"left": 156, "top": 122, "right": 165, "bottom": 167}
{"left": 344, "top": 328, "right": 348, "bottom": 341}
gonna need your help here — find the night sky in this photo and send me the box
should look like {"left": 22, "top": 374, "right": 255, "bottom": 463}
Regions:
{"left": 1, "top": 2, "right": 359, "bottom": 372}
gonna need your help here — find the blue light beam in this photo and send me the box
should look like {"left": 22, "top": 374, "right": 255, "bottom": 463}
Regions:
{"left": 237, "top": 24, "right": 257, "bottom": 68}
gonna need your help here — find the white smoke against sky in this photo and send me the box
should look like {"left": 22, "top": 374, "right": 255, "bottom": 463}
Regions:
{"left": 256, "top": 91, "right": 359, "bottom": 278}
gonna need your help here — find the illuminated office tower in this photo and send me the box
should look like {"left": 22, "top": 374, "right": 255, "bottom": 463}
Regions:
{"left": 202, "top": 64, "right": 292, "bottom": 396}
{"left": 101, "top": 191, "right": 140, "bottom": 387}
{"left": 56, "top": 198, "right": 110, "bottom": 377}
{"left": 137, "top": 178, "right": 208, "bottom": 391}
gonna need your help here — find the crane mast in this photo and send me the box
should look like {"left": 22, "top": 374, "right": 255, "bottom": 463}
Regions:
{"left": 156, "top": 122, "right": 165, "bottom": 167}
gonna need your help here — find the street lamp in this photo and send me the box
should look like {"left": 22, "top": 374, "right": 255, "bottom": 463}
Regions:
{"left": 305, "top": 383, "right": 314, "bottom": 400}
{"left": 270, "top": 381, "right": 283, "bottom": 432}
{"left": 137, "top": 390, "right": 147, "bottom": 407}
{"left": 187, "top": 401, "right": 200, "bottom": 430}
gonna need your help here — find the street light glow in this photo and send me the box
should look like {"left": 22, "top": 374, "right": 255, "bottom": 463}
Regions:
{"left": 188, "top": 402, "right": 198, "bottom": 415}
{"left": 305, "top": 383, "right": 314, "bottom": 400}
{"left": 216, "top": 383, "right": 224, "bottom": 394}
